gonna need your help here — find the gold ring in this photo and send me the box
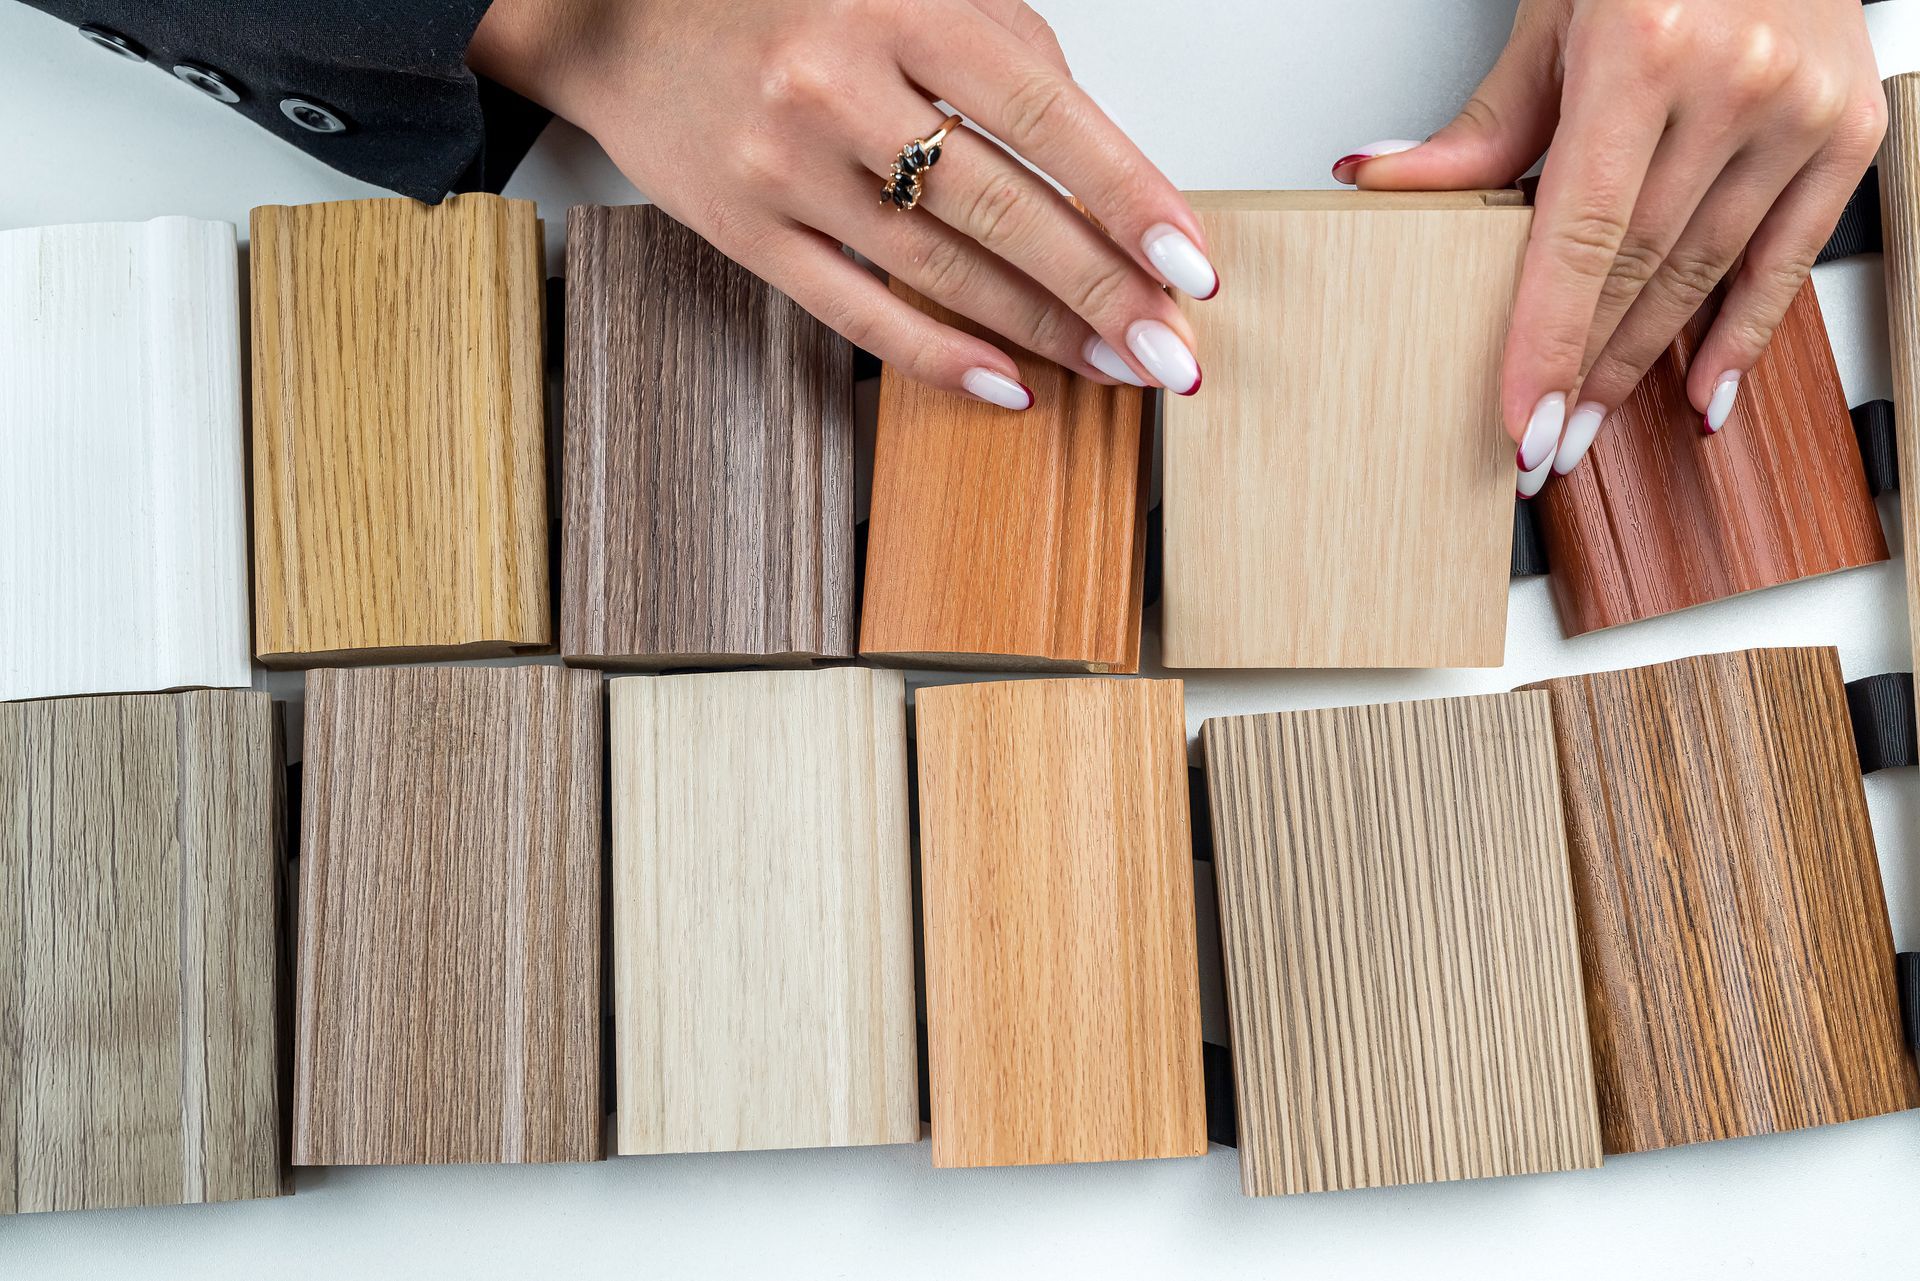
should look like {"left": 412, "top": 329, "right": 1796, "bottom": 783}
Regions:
{"left": 883, "top": 113, "right": 963, "bottom": 212}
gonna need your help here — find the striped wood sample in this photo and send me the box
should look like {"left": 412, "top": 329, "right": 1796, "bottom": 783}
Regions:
{"left": 0, "top": 218, "right": 251, "bottom": 702}
{"left": 250, "top": 195, "right": 550, "bottom": 666}
{"left": 1526, "top": 647, "right": 1920, "bottom": 1153}
{"left": 293, "top": 666, "right": 602, "bottom": 1166}
{"left": 0, "top": 691, "right": 283, "bottom": 1214}
{"left": 562, "top": 205, "right": 854, "bottom": 667}
{"left": 609, "top": 668, "right": 917, "bottom": 1154}
{"left": 860, "top": 283, "right": 1151, "bottom": 672}
{"left": 1201, "top": 693, "right": 1603, "bottom": 1196}
{"left": 916, "top": 678, "right": 1205, "bottom": 1167}
{"left": 1883, "top": 73, "right": 1920, "bottom": 703}
{"left": 1162, "top": 191, "right": 1529, "bottom": 668}
{"left": 1537, "top": 285, "right": 1885, "bottom": 635}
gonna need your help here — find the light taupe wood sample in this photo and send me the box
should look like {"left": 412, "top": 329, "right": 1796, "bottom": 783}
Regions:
{"left": 0, "top": 691, "right": 284, "bottom": 1214}
{"left": 610, "top": 668, "right": 917, "bottom": 1154}
{"left": 1202, "top": 693, "right": 1603, "bottom": 1196}
{"left": 1163, "top": 190, "right": 1530, "bottom": 668}
{"left": 916, "top": 678, "right": 1206, "bottom": 1167}
{"left": 1882, "top": 74, "right": 1920, "bottom": 716}
{"left": 293, "top": 666, "right": 602, "bottom": 1166}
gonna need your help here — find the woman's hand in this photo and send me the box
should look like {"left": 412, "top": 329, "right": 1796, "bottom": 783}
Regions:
{"left": 1334, "top": 0, "right": 1886, "bottom": 494}
{"left": 469, "top": 0, "right": 1215, "bottom": 408}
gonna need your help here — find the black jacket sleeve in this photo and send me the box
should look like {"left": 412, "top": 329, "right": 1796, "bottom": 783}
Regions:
{"left": 14, "top": 1, "right": 550, "bottom": 202}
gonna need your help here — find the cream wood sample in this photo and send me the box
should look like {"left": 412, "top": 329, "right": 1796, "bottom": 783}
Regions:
{"left": 1882, "top": 73, "right": 1920, "bottom": 712}
{"left": 0, "top": 218, "right": 251, "bottom": 703}
{"left": 609, "top": 668, "right": 917, "bottom": 1155}
{"left": 0, "top": 691, "right": 284, "bottom": 1214}
{"left": 1163, "top": 190, "right": 1530, "bottom": 668}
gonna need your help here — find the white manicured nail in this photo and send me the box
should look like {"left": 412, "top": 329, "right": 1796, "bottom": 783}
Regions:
{"left": 1517, "top": 450, "right": 1555, "bottom": 499}
{"left": 1141, "top": 224, "right": 1219, "bottom": 299}
{"left": 1518, "top": 392, "right": 1566, "bottom": 472}
{"left": 1331, "top": 139, "right": 1422, "bottom": 183}
{"left": 1704, "top": 371, "right": 1741, "bottom": 434}
{"left": 1084, "top": 337, "right": 1149, "bottom": 387}
{"left": 1553, "top": 401, "right": 1607, "bottom": 475}
{"left": 1126, "top": 320, "right": 1201, "bottom": 395}
{"left": 961, "top": 368, "right": 1033, "bottom": 410}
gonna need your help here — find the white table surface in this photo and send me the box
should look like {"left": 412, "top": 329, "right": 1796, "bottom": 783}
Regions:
{"left": 4, "top": 2, "right": 1920, "bottom": 1276}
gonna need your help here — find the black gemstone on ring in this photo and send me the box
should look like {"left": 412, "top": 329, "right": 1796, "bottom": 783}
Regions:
{"left": 901, "top": 142, "right": 930, "bottom": 174}
{"left": 924, "top": 143, "right": 941, "bottom": 167}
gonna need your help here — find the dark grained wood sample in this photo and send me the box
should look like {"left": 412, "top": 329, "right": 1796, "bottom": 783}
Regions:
{"left": 860, "top": 283, "right": 1152, "bottom": 673}
{"left": 561, "top": 204, "right": 854, "bottom": 668}
{"left": 1884, "top": 74, "right": 1920, "bottom": 706}
{"left": 0, "top": 691, "right": 284, "bottom": 1214}
{"left": 1525, "top": 647, "right": 1920, "bottom": 1153}
{"left": 293, "top": 665, "right": 603, "bottom": 1166}
{"left": 1538, "top": 285, "right": 1886, "bottom": 635}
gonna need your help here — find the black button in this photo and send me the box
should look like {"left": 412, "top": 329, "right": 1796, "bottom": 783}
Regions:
{"left": 174, "top": 63, "right": 243, "bottom": 104}
{"left": 78, "top": 24, "right": 146, "bottom": 61}
{"left": 280, "top": 98, "right": 350, "bottom": 135}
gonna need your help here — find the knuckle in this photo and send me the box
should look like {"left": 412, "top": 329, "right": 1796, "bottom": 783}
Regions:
{"left": 1455, "top": 94, "right": 1503, "bottom": 138}
{"left": 1755, "top": 253, "right": 1815, "bottom": 303}
{"left": 1723, "top": 25, "right": 1801, "bottom": 105}
{"left": 915, "top": 237, "right": 979, "bottom": 302}
{"left": 1023, "top": 301, "right": 1079, "bottom": 361}
{"left": 1003, "top": 70, "right": 1078, "bottom": 146}
{"left": 1066, "top": 264, "right": 1132, "bottom": 324}
{"left": 1833, "top": 91, "right": 1890, "bottom": 160}
{"left": 1656, "top": 249, "right": 1730, "bottom": 312}
{"left": 1599, "top": 238, "right": 1665, "bottom": 304}
{"left": 1545, "top": 210, "right": 1632, "bottom": 278}
{"left": 1615, "top": 1, "right": 1693, "bottom": 75}
{"left": 758, "top": 42, "right": 844, "bottom": 115}
{"left": 963, "top": 176, "right": 1038, "bottom": 253}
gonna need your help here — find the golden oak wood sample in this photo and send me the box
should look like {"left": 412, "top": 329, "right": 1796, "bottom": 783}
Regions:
{"left": 0, "top": 691, "right": 284, "bottom": 1214}
{"left": 609, "top": 668, "right": 917, "bottom": 1154}
{"left": 915, "top": 677, "right": 1205, "bottom": 1167}
{"left": 1537, "top": 285, "right": 1885, "bottom": 635}
{"left": 562, "top": 205, "right": 854, "bottom": 668}
{"left": 250, "top": 194, "right": 550, "bottom": 666}
{"left": 1883, "top": 73, "right": 1920, "bottom": 707}
{"left": 293, "top": 666, "right": 602, "bottom": 1166}
{"left": 1526, "top": 648, "right": 1920, "bottom": 1153}
{"left": 860, "top": 283, "right": 1152, "bottom": 672}
{"left": 1162, "top": 190, "right": 1530, "bottom": 668}
{"left": 1202, "top": 693, "right": 1603, "bottom": 1196}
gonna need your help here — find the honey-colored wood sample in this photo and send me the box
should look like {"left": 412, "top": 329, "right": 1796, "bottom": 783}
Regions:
{"left": 915, "top": 678, "right": 1204, "bottom": 1167}
{"left": 1526, "top": 647, "right": 1920, "bottom": 1154}
{"left": 1537, "top": 285, "right": 1885, "bottom": 635}
{"left": 860, "top": 283, "right": 1151, "bottom": 672}
{"left": 293, "top": 665, "right": 602, "bottom": 1166}
{"left": 1162, "top": 191, "right": 1530, "bottom": 668}
{"left": 1883, "top": 73, "right": 1920, "bottom": 703}
{"left": 250, "top": 194, "right": 551, "bottom": 667}
{"left": 1201, "top": 693, "right": 1603, "bottom": 1196}
{"left": 562, "top": 205, "right": 854, "bottom": 668}
{"left": 609, "top": 668, "right": 917, "bottom": 1154}
{"left": 0, "top": 691, "right": 283, "bottom": 1214}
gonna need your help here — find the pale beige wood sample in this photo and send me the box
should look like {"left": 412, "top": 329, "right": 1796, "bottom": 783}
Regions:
{"left": 916, "top": 677, "right": 1206, "bottom": 1168}
{"left": 0, "top": 691, "right": 284, "bottom": 1215}
{"left": 609, "top": 668, "right": 917, "bottom": 1155}
{"left": 1163, "top": 190, "right": 1531, "bottom": 668}
{"left": 1882, "top": 74, "right": 1920, "bottom": 713}
{"left": 1202, "top": 692, "right": 1603, "bottom": 1196}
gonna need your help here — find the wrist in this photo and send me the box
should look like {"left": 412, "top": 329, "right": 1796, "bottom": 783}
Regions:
{"left": 467, "top": 0, "right": 636, "bottom": 134}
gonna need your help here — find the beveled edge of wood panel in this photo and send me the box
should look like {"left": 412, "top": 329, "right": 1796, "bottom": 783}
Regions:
{"left": 1183, "top": 189, "right": 1528, "bottom": 211}
{"left": 562, "top": 649, "right": 841, "bottom": 672}
{"left": 259, "top": 639, "right": 556, "bottom": 670}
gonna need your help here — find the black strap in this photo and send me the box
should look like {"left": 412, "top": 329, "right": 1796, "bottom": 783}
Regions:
{"left": 1853, "top": 400, "right": 1899, "bottom": 495}
{"left": 1142, "top": 505, "right": 1164, "bottom": 611}
{"left": 1817, "top": 167, "right": 1882, "bottom": 265}
{"left": 1189, "top": 765, "right": 1213, "bottom": 862}
{"left": 545, "top": 277, "right": 566, "bottom": 375}
{"left": 1204, "top": 1040, "right": 1238, "bottom": 1148}
{"left": 1845, "top": 673, "right": 1917, "bottom": 773}
{"left": 1900, "top": 953, "right": 1920, "bottom": 1058}
{"left": 1511, "top": 500, "right": 1550, "bottom": 577}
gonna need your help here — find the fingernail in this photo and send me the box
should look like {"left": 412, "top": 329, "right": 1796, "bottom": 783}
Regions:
{"left": 1553, "top": 401, "right": 1607, "bottom": 476}
{"left": 961, "top": 368, "right": 1033, "bottom": 410}
{"left": 1331, "top": 139, "right": 1422, "bottom": 184}
{"left": 1084, "top": 337, "right": 1150, "bottom": 387}
{"left": 1517, "top": 450, "right": 1555, "bottom": 499}
{"left": 1703, "top": 371, "right": 1741, "bottom": 434}
{"left": 1517, "top": 392, "right": 1566, "bottom": 472}
{"left": 1126, "top": 320, "right": 1201, "bottom": 395}
{"left": 1141, "top": 223, "right": 1219, "bottom": 300}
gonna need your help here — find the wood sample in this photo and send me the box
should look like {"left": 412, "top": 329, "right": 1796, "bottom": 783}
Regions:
{"left": 0, "top": 691, "right": 283, "bottom": 1214}
{"left": 1883, "top": 73, "right": 1920, "bottom": 707}
{"left": 562, "top": 205, "right": 854, "bottom": 668}
{"left": 860, "top": 283, "right": 1152, "bottom": 672}
{"left": 1537, "top": 285, "right": 1885, "bottom": 635}
{"left": 293, "top": 665, "right": 602, "bottom": 1166}
{"left": 915, "top": 678, "right": 1205, "bottom": 1167}
{"left": 609, "top": 668, "right": 917, "bottom": 1154}
{"left": 1201, "top": 693, "right": 1603, "bottom": 1196}
{"left": 0, "top": 218, "right": 251, "bottom": 703}
{"left": 250, "top": 194, "right": 550, "bottom": 667}
{"left": 1162, "top": 190, "right": 1530, "bottom": 668}
{"left": 1526, "top": 647, "right": 1920, "bottom": 1153}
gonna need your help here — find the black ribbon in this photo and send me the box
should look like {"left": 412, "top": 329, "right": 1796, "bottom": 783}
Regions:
{"left": 1853, "top": 400, "right": 1899, "bottom": 496}
{"left": 1900, "top": 953, "right": 1920, "bottom": 1058}
{"left": 1817, "top": 167, "right": 1882, "bottom": 266}
{"left": 1511, "top": 501, "right": 1550, "bottom": 578}
{"left": 1845, "top": 673, "right": 1918, "bottom": 774}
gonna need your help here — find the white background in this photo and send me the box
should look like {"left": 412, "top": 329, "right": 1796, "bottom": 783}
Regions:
{"left": 4, "top": 1, "right": 1920, "bottom": 1276}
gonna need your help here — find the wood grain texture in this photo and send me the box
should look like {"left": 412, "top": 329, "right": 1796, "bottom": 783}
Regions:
{"left": 1537, "top": 284, "right": 1885, "bottom": 635}
{"left": 1201, "top": 693, "right": 1603, "bottom": 1196}
{"left": 1163, "top": 191, "right": 1529, "bottom": 668}
{"left": 609, "top": 668, "right": 917, "bottom": 1154}
{"left": 859, "top": 283, "right": 1151, "bottom": 673}
{"left": 1525, "top": 647, "right": 1920, "bottom": 1154}
{"left": 250, "top": 195, "right": 550, "bottom": 667}
{"left": 561, "top": 205, "right": 854, "bottom": 668}
{"left": 0, "top": 691, "right": 283, "bottom": 1214}
{"left": 293, "top": 665, "right": 602, "bottom": 1166}
{"left": 1883, "top": 74, "right": 1920, "bottom": 705}
{"left": 0, "top": 218, "right": 251, "bottom": 702}
{"left": 916, "top": 677, "right": 1204, "bottom": 1167}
